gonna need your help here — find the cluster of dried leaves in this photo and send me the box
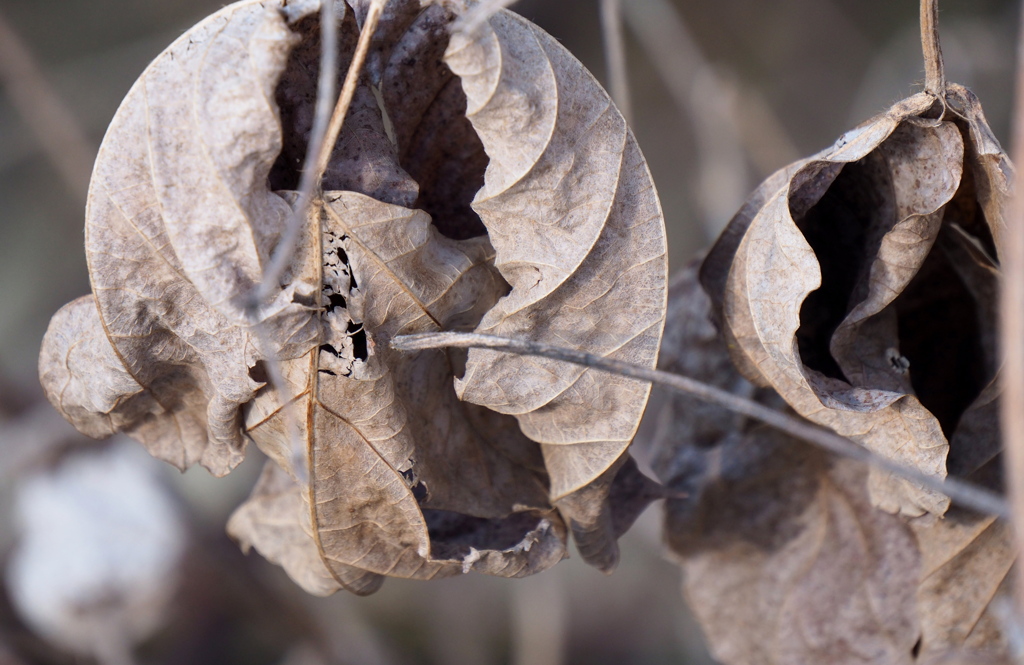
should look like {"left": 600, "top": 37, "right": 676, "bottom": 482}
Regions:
{"left": 28, "top": 0, "right": 1021, "bottom": 660}
{"left": 37, "top": 0, "right": 667, "bottom": 595}
{"left": 650, "top": 80, "right": 1015, "bottom": 662}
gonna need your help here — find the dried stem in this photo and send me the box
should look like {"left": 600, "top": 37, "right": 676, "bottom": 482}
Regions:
{"left": 599, "top": 0, "right": 632, "bottom": 124}
{"left": 393, "top": 332, "right": 1011, "bottom": 519}
{"left": 1001, "top": 0, "right": 1024, "bottom": 617}
{"left": 0, "top": 9, "right": 95, "bottom": 202}
{"left": 921, "top": 0, "right": 945, "bottom": 95}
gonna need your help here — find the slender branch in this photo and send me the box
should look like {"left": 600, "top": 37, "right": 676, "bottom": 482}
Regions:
{"left": 0, "top": 9, "right": 95, "bottom": 202}
{"left": 393, "top": 332, "right": 1011, "bottom": 520}
{"left": 251, "top": 0, "right": 339, "bottom": 307}
{"left": 599, "top": 0, "right": 632, "bottom": 125}
{"left": 1001, "top": 0, "right": 1024, "bottom": 617}
{"left": 921, "top": 0, "right": 945, "bottom": 95}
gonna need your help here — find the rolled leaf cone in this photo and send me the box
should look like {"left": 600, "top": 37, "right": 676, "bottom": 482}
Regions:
{"left": 700, "top": 86, "right": 1009, "bottom": 518}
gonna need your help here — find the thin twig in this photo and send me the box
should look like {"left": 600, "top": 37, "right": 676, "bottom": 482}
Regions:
{"left": 392, "top": 332, "right": 1011, "bottom": 520}
{"left": 599, "top": 0, "right": 632, "bottom": 125}
{"left": 0, "top": 8, "right": 95, "bottom": 202}
{"left": 1001, "top": 0, "right": 1024, "bottom": 617}
{"left": 921, "top": 0, "right": 945, "bottom": 95}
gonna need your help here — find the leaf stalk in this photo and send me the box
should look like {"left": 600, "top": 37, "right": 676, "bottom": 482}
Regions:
{"left": 921, "top": 0, "right": 946, "bottom": 95}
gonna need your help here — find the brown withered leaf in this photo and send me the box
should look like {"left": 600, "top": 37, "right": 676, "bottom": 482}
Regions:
{"left": 38, "top": 0, "right": 667, "bottom": 592}
{"left": 654, "top": 266, "right": 1013, "bottom": 665}
{"left": 700, "top": 87, "right": 1009, "bottom": 517}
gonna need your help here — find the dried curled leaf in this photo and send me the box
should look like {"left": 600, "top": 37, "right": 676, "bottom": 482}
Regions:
{"left": 701, "top": 87, "right": 1009, "bottom": 517}
{"left": 38, "top": 0, "right": 667, "bottom": 592}
{"left": 654, "top": 265, "right": 1014, "bottom": 665}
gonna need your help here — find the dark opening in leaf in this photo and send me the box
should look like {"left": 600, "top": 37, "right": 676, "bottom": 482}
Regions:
{"left": 895, "top": 235, "right": 986, "bottom": 436}
{"left": 793, "top": 157, "right": 890, "bottom": 381}
{"left": 269, "top": 6, "right": 490, "bottom": 240}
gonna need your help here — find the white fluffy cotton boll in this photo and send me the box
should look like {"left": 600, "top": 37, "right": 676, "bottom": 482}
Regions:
{"left": 5, "top": 439, "right": 186, "bottom": 661}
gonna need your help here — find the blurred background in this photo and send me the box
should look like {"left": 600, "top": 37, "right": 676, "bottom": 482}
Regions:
{"left": 0, "top": 0, "right": 1018, "bottom": 663}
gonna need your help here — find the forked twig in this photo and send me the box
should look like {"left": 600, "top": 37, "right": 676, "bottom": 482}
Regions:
{"left": 599, "top": 0, "right": 632, "bottom": 124}
{"left": 255, "top": 0, "right": 389, "bottom": 307}
{"left": 247, "top": 0, "right": 388, "bottom": 479}
{"left": 1001, "top": 0, "right": 1024, "bottom": 618}
{"left": 393, "top": 332, "right": 1011, "bottom": 519}
{"left": 313, "top": 0, "right": 388, "bottom": 186}
{"left": 245, "top": 0, "right": 339, "bottom": 481}
{"left": 921, "top": 0, "right": 946, "bottom": 95}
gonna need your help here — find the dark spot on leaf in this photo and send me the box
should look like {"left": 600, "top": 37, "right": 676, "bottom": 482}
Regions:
{"left": 318, "top": 369, "right": 337, "bottom": 376}
{"left": 248, "top": 361, "right": 268, "bottom": 384}
{"left": 320, "top": 344, "right": 341, "bottom": 357}
{"left": 291, "top": 290, "right": 317, "bottom": 307}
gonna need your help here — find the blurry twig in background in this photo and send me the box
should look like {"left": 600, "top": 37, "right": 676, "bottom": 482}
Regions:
{"left": 253, "top": 0, "right": 338, "bottom": 306}
{"left": 454, "top": 0, "right": 520, "bottom": 36}
{"left": 511, "top": 569, "right": 565, "bottom": 665}
{"left": 0, "top": 9, "right": 95, "bottom": 203}
{"left": 622, "top": 0, "right": 748, "bottom": 238}
{"left": 623, "top": 0, "right": 798, "bottom": 237}
{"left": 1001, "top": 0, "right": 1024, "bottom": 625}
{"left": 599, "top": 0, "right": 632, "bottom": 124}
{"left": 730, "top": 83, "right": 801, "bottom": 177}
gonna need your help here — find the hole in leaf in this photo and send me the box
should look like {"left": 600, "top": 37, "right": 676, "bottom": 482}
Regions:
{"left": 350, "top": 328, "right": 369, "bottom": 361}
{"left": 325, "top": 292, "right": 347, "bottom": 313}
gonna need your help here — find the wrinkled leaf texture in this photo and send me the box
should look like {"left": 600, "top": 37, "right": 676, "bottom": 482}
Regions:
{"left": 38, "top": 0, "right": 668, "bottom": 594}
